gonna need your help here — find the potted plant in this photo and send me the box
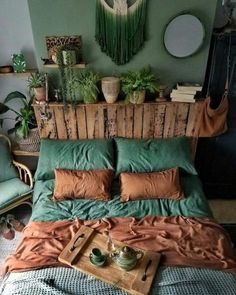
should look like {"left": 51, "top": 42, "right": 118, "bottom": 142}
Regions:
{"left": 27, "top": 72, "right": 47, "bottom": 102}
{"left": 0, "top": 91, "right": 40, "bottom": 151}
{"left": 120, "top": 67, "right": 159, "bottom": 104}
{"left": 76, "top": 70, "right": 100, "bottom": 104}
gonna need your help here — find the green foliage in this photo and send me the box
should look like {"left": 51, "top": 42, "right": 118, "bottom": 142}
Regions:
{"left": 0, "top": 91, "right": 36, "bottom": 139}
{"left": 120, "top": 67, "right": 159, "bottom": 101}
{"left": 76, "top": 70, "right": 100, "bottom": 104}
{"left": 27, "top": 72, "right": 45, "bottom": 88}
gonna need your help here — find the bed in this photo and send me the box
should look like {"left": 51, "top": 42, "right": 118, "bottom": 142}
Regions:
{"left": 1, "top": 136, "right": 236, "bottom": 295}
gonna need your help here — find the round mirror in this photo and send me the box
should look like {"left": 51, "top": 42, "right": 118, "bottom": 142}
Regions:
{"left": 164, "top": 14, "right": 205, "bottom": 58}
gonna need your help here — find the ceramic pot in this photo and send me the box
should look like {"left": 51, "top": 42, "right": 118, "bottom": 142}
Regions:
{"left": 62, "top": 50, "right": 77, "bottom": 66}
{"left": 129, "top": 90, "right": 146, "bottom": 104}
{"left": 34, "top": 87, "right": 46, "bottom": 102}
{"left": 101, "top": 77, "right": 120, "bottom": 103}
{"left": 111, "top": 246, "right": 143, "bottom": 271}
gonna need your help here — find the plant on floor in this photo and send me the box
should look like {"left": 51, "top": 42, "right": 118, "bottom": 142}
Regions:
{"left": 120, "top": 66, "right": 159, "bottom": 104}
{"left": 0, "top": 91, "right": 37, "bottom": 139}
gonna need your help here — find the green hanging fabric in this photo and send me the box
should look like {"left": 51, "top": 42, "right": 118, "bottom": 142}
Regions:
{"left": 95, "top": 0, "right": 147, "bottom": 65}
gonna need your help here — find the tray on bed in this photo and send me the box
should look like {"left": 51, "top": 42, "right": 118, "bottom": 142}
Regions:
{"left": 59, "top": 225, "right": 161, "bottom": 295}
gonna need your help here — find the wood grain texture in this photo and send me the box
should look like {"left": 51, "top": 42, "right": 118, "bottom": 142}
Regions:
{"left": 59, "top": 226, "right": 161, "bottom": 295}
{"left": 33, "top": 101, "right": 203, "bottom": 141}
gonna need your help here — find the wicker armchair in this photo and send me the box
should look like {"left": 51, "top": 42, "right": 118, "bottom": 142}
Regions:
{"left": 0, "top": 134, "right": 33, "bottom": 215}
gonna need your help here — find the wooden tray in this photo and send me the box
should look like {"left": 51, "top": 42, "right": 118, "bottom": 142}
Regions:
{"left": 59, "top": 226, "right": 161, "bottom": 295}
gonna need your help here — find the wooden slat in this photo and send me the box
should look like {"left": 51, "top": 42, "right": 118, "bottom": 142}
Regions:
{"left": 133, "top": 105, "right": 143, "bottom": 138}
{"left": 64, "top": 106, "right": 78, "bottom": 139}
{"left": 76, "top": 106, "right": 87, "bottom": 139}
{"left": 107, "top": 105, "right": 117, "bottom": 138}
{"left": 86, "top": 105, "right": 98, "bottom": 139}
{"left": 163, "top": 103, "right": 178, "bottom": 138}
{"left": 98, "top": 105, "right": 105, "bottom": 139}
{"left": 186, "top": 101, "right": 203, "bottom": 136}
{"left": 142, "top": 104, "right": 155, "bottom": 139}
{"left": 53, "top": 106, "right": 68, "bottom": 139}
{"left": 154, "top": 103, "right": 166, "bottom": 138}
{"left": 125, "top": 105, "right": 134, "bottom": 138}
{"left": 174, "top": 103, "right": 190, "bottom": 137}
{"left": 117, "top": 105, "right": 126, "bottom": 137}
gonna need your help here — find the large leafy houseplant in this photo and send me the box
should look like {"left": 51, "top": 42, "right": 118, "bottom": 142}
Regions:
{"left": 0, "top": 91, "right": 36, "bottom": 139}
{"left": 120, "top": 67, "right": 159, "bottom": 104}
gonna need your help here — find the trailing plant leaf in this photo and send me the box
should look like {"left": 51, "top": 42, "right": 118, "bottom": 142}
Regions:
{"left": 0, "top": 103, "right": 10, "bottom": 114}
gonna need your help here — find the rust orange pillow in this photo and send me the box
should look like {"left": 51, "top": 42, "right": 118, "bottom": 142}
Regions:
{"left": 53, "top": 169, "right": 114, "bottom": 201}
{"left": 120, "top": 167, "right": 184, "bottom": 202}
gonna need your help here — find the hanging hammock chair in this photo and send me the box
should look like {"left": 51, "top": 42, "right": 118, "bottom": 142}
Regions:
{"left": 95, "top": 0, "right": 147, "bottom": 65}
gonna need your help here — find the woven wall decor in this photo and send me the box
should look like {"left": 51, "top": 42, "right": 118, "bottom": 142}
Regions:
{"left": 95, "top": 0, "right": 147, "bottom": 65}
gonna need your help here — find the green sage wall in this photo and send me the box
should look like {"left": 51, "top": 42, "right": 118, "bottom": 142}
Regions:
{"left": 28, "top": 0, "right": 217, "bottom": 86}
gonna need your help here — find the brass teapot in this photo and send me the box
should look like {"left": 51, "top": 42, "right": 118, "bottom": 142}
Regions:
{"left": 111, "top": 246, "right": 143, "bottom": 271}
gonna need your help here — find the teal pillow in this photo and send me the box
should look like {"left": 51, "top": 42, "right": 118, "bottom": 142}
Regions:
{"left": 0, "top": 137, "right": 18, "bottom": 182}
{"left": 114, "top": 137, "right": 197, "bottom": 176}
{"left": 35, "top": 138, "right": 115, "bottom": 180}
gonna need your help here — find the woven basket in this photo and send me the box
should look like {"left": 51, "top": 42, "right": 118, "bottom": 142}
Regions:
{"left": 17, "top": 128, "right": 40, "bottom": 152}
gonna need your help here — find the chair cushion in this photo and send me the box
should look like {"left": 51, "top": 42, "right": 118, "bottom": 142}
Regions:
{"left": 114, "top": 137, "right": 197, "bottom": 176}
{"left": 0, "top": 137, "right": 18, "bottom": 182}
{"left": 35, "top": 139, "right": 115, "bottom": 181}
{"left": 0, "top": 178, "right": 32, "bottom": 209}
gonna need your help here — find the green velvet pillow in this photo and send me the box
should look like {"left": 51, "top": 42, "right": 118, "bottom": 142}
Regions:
{"left": 0, "top": 137, "right": 18, "bottom": 182}
{"left": 35, "top": 139, "right": 115, "bottom": 181}
{"left": 114, "top": 137, "right": 197, "bottom": 176}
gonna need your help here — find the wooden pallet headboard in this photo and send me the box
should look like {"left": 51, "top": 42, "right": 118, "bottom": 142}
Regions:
{"left": 33, "top": 101, "right": 204, "bottom": 157}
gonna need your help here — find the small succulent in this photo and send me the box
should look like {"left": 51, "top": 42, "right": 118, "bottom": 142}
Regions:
{"left": 27, "top": 72, "right": 45, "bottom": 89}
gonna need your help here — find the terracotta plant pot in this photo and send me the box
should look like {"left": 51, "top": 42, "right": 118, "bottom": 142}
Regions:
{"left": 101, "top": 77, "right": 120, "bottom": 103}
{"left": 34, "top": 87, "right": 46, "bottom": 102}
{"left": 129, "top": 90, "right": 146, "bottom": 104}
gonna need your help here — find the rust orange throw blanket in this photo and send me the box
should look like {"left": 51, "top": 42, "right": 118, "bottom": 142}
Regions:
{"left": 4, "top": 216, "right": 236, "bottom": 275}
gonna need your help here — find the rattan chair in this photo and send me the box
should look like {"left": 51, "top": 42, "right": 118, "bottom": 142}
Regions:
{"left": 0, "top": 134, "right": 33, "bottom": 215}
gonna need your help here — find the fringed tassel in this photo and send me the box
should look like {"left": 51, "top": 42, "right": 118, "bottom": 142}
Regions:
{"left": 95, "top": 0, "right": 147, "bottom": 65}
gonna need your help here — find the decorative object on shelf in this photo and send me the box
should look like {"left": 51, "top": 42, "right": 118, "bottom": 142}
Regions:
{"left": 0, "top": 65, "right": 13, "bottom": 74}
{"left": 101, "top": 77, "right": 120, "bottom": 103}
{"left": 164, "top": 14, "right": 205, "bottom": 58}
{"left": 62, "top": 50, "right": 77, "bottom": 66}
{"left": 120, "top": 67, "right": 159, "bottom": 104}
{"left": 45, "top": 35, "right": 83, "bottom": 64}
{"left": 76, "top": 70, "right": 100, "bottom": 104}
{"left": 95, "top": 0, "right": 147, "bottom": 65}
{"left": 156, "top": 85, "right": 167, "bottom": 102}
{"left": 0, "top": 91, "right": 40, "bottom": 151}
{"left": 11, "top": 53, "right": 26, "bottom": 73}
{"left": 27, "top": 72, "right": 47, "bottom": 102}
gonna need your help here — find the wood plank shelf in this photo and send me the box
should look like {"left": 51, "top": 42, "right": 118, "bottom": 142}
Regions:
{"left": 0, "top": 69, "right": 37, "bottom": 77}
{"left": 13, "top": 149, "right": 39, "bottom": 157}
{"left": 43, "top": 63, "right": 86, "bottom": 69}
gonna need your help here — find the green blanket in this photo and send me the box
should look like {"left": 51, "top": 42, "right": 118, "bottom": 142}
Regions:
{"left": 31, "top": 175, "right": 212, "bottom": 221}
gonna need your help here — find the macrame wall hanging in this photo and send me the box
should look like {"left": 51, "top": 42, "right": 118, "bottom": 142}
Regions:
{"left": 95, "top": 0, "right": 147, "bottom": 65}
